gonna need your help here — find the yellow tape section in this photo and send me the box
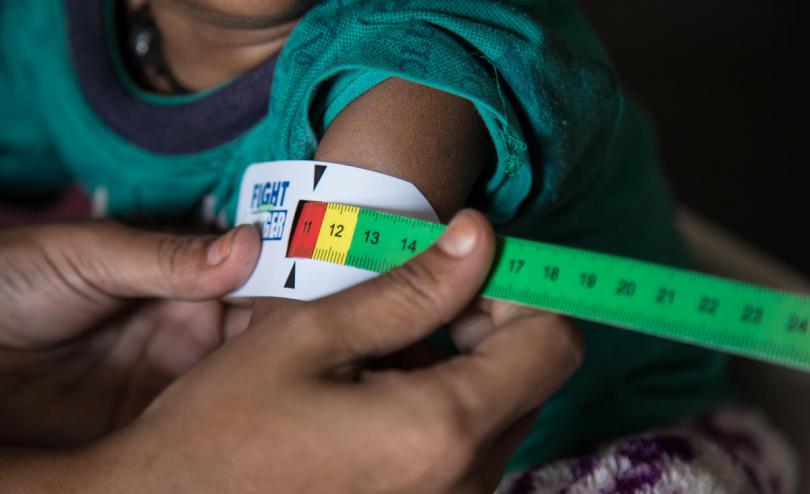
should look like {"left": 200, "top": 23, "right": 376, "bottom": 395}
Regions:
{"left": 313, "top": 203, "right": 360, "bottom": 265}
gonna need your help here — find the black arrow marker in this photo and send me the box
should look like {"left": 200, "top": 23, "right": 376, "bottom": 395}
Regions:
{"left": 284, "top": 263, "right": 296, "bottom": 289}
{"left": 313, "top": 164, "right": 327, "bottom": 190}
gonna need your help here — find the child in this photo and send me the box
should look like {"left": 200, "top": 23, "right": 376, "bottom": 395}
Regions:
{"left": 0, "top": 0, "right": 794, "bottom": 490}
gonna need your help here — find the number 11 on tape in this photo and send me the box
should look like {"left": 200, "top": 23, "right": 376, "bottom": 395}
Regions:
{"left": 288, "top": 202, "right": 810, "bottom": 371}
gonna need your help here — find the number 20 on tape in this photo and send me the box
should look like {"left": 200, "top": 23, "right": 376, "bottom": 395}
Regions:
{"left": 287, "top": 202, "right": 810, "bottom": 371}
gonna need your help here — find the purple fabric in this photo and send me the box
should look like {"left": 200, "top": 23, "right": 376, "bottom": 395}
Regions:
{"left": 499, "top": 410, "right": 794, "bottom": 494}
{"left": 599, "top": 436, "right": 694, "bottom": 494}
{"left": 696, "top": 416, "right": 765, "bottom": 493}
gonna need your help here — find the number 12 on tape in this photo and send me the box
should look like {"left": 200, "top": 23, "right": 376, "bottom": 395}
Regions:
{"left": 288, "top": 201, "right": 810, "bottom": 371}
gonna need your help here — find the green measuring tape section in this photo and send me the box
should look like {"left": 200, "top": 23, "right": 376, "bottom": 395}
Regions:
{"left": 295, "top": 204, "right": 810, "bottom": 371}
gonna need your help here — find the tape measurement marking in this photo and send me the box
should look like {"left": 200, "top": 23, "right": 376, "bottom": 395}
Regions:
{"left": 312, "top": 203, "right": 360, "bottom": 265}
{"left": 287, "top": 202, "right": 810, "bottom": 371}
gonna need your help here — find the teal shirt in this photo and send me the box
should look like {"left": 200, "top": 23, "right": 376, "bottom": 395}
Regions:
{"left": 0, "top": 0, "right": 729, "bottom": 472}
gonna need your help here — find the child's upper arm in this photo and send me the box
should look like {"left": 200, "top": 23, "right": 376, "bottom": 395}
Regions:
{"left": 313, "top": 77, "right": 495, "bottom": 221}
{"left": 267, "top": 0, "right": 621, "bottom": 227}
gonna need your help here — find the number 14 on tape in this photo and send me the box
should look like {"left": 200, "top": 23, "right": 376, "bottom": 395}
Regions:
{"left": 288, "top": 201, "right": 810, "bottom": 371}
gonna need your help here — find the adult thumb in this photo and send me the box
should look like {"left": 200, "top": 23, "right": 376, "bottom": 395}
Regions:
{"left": 315, "top": 209, "right": 495, "bottom": 363}
{"left": 42, "top": 221, "right": 261, "bottom": 300}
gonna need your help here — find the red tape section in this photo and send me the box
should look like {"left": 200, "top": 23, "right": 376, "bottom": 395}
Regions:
{"left": 287, "top": 201, "right": 328, "bottom": 259}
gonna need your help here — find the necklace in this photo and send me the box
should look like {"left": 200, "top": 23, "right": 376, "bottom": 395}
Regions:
{"left": 119, "top": 1, "right": 190, "bottom": 94}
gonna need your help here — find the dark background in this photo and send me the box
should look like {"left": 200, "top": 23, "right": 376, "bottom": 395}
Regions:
{"left": 578, "top": 0, "right": 809, "bottom": 275}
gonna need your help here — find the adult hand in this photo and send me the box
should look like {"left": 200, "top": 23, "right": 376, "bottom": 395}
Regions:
{"left": 28, "top": 210, "right": 584, "bottom": 494}
{"left": 0, "top": 221, "right": 261, "bottom": 446}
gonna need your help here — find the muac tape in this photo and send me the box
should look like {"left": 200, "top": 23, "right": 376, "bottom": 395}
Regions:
{"left": 234, "top": 161, "right": 810, "bottom": 371}
{"left": 231, "top": 160, "right": 437, "bottom": 299}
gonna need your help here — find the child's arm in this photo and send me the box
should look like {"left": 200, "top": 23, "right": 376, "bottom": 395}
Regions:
{"left": 314, "top": 77, "right": 495, "bottom": 221}
{"left": 311, "top": 77, "right": 536, "bottom": 346}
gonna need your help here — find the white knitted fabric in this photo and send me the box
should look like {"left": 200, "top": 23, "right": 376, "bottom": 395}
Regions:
{"left": 498, "top": 409, "right": 797, "bottom": 494}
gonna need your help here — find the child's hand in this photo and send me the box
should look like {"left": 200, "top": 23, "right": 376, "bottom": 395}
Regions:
{"left": 0, "top": 221, "right": 260, "bottom": 446}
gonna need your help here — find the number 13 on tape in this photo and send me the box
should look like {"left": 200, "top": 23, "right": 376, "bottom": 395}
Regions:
{"left": 288, "top": 201, "right": 810, "bottom": 371}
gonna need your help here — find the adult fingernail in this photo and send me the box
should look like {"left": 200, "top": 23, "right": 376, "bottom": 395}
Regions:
{"left": 207, "top": 228, "right": 238, "bottom": 266}
{"left": 451, "top": 311, "right": 496, "bottom": 352}
{"left": 437, "top": 211, "right": 479, "bottom": 258}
